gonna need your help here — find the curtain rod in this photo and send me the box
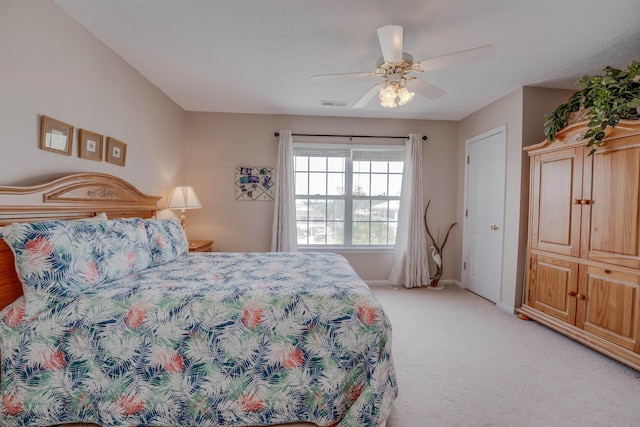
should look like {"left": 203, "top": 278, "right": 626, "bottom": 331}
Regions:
{"left": 274, "top": 132, "right": 427, "bottom": 141}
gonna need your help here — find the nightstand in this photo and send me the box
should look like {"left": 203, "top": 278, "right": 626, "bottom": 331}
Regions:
{"left": 188, "top": 240, "right": 214, "bottom": 252}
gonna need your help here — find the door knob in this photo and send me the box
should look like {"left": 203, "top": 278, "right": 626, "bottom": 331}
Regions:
{"left": 490, "top": 224, "right": 500, "bottom": 231}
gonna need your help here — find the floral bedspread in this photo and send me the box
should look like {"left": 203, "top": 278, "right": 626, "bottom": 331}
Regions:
{"left": 0, "top": 252, "right": 397, "bottom": 427}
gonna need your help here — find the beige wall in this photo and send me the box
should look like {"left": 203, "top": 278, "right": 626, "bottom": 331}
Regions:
{"left": 0, "top": 0, "right": 186, "bottom": 200}
{"left": 183, "top": 112, "right": 459, "bottom": 282}
{"left": 458, "top": 87, "right": 574, "bottom": 312}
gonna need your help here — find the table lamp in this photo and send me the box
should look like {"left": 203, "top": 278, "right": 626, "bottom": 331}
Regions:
{"left": 167, "top": 185, "right": 201, "bottom": 228}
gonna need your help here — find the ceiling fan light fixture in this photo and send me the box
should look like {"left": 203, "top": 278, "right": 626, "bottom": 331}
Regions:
{"left": 379, "top": 85, "right": 398, "bottom": 108}
{"left": 379, "top": 84, "right": 396, "bottom": 97}
{"left": 379, "top": 84, "right": 397, "bottom": 107}
{"left": 397, "top": 86, "right": 415, "bottom": 105}
{"left": 380, "top": 99, "right": 397, "bottom": 108}
{"left": 378, "top": 80, "right": 414, "bottom": 108}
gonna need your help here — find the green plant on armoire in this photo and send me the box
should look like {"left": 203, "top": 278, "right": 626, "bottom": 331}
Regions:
{"left": 544, "top": 61, "right": 640, "bottom": 154}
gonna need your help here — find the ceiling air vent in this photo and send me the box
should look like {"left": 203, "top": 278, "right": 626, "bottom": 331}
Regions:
{"left": 320, "top": 100, "right": 349, "bottom": 107}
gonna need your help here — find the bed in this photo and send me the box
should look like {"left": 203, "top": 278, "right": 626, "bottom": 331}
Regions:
{"left": 0, "top": 173, "right": 397, "bottom": 427}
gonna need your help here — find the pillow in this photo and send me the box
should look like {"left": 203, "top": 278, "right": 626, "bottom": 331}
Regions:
{"left": 0, "top": 217, "right": 151, "bottom": 318}
{"left": 144, "top": 218, "right": 189, "bottom": 266}
{"left": 102, "top": 217, "right": 152, "bottom": 279}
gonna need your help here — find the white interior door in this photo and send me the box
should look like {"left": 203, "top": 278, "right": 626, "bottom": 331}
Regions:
{"left": 463, "top": 126, "right": 506, "bottom": 303}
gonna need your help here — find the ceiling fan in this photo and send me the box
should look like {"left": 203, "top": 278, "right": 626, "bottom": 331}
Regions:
{"left": 310, "top": 25, "right": 495, "bottom": 109}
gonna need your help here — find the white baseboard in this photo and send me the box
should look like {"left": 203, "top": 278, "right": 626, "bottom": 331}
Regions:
{"left": 439, "top": 279, "right": 462, "bottom": 288}
{"left": 365, "top": 279, "right": 462, "bottom": 288}
{"left": 365, "top": 280, "right": 390, "bottom": 287}
{"left": 498, "top": 302, "right": 516, "bottom": 314}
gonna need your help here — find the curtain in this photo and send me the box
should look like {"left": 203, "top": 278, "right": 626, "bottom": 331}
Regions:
{"left": 389, "top": 134, "right": 429, "bottom": 288}
{"left": 270, "top": 130, "right": 298, "bottom": 252}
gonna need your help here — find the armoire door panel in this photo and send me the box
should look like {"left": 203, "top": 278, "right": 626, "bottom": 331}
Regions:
{"left": 539, "top": 158, "right": 573, "bottom": 245}
{"left": 579, "top": 266, "right": 639, "bottom": 351}
{"left": 531, "top": 148, "right": 583, "bottom": 256}
{"left": 529, "top": 255, "right": 578, "bottom": 324}
{"left": 583, "top": 143, "right": 640, "bottom": 268}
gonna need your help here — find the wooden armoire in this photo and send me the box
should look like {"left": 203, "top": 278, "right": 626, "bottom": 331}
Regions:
{"left": 520, "top": 119, "right": 640, "bottom": 370}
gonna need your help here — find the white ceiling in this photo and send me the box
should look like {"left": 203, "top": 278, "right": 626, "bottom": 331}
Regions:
{"left": 53, "top": 0, "right": 640, "bottom": 121}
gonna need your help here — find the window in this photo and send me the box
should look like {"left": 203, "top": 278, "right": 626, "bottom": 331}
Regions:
{"left": 294, "top": 144, "right": 404, "bottom": 248}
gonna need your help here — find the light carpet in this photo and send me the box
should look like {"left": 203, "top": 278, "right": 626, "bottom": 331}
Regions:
{"left": 374, "top": 284, "right": 640, "bottom": 427}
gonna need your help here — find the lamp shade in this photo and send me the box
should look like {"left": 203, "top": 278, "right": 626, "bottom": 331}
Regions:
{"left": 167, "top": 186, "right": 201, "bottom": 210}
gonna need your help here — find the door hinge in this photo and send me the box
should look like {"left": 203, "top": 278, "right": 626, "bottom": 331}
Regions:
{"left": 467, "top": 155, "right": 470, "bottom": 164}
{"left": 465, "top": 209, "right": 468, "bottom": 217}
{"left": 463, "top": 262, "right": 467, "bottom": 270}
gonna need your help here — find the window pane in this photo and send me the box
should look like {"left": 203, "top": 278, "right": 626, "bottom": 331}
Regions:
{"left": 297, "top": 222, "right": 309, "bottom": 245}
{"left": 353, "top": 173, "right": 370, "bottom": 196}
{"left": 371, "top": 201, "right": 389, "bottom": 220}
{"left": 327, "top": 172, "right": 345, "bottom": 195}
{"left": 371, "top": 161, "right": 387, "bottom": 173}
{"left": 353, "top": 199, "right": 370, "bottom": 221}
{"left": 309, "top": 157, "right": 326, "bottom": 172}
{"left": 388, "top": 174, "right": 402, "bottom": 197}
{"left": 309, "top": 172, "right": 327, "bottom": 195}
{"left": 389, "top": 161, "right": 403, "bottom": 173}
{"left": 309, "top": 222, "right": 327, "bottom": 244}
{"left": 328, "top": 222, "right": 344, "bottom": 244}
{"left": 353, "top": 161, "right": 370, "bottom": 173}
{"left": 295, "top": 156, "right": 309, "bottom": 172}
{"left": 370, "top": 174, "right": 388, "bottom": 196}
{"left": 370, "top": 222, "right": 388, "bottom": 244}
{"left": 296, "top": 199, "right": 309, "bottom": 221}
{"left": 327, "top": 199, "right": 344, "bottom": 221}
{"left": 388, "top": 200, "right": 400, "bottom": 221}
{"left": 308, "top": 199, "right": 327, "bottom": 220}
{"left": 352, "top": 222, "right": 370, "bottom": 244}
{"left": 327, "top": 157, "right": 345, "bottom": 172}
{"left": 295, "top": 172, "right": 309, "bottom": 195}
{"left": 389, "top": 222, "right": 398, "bottom": 244}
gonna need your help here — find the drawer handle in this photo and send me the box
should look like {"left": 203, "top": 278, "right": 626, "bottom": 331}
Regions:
{"left": 568, "top": 291, "right": 577, "bottom": 297}
{"left": 576, "top": 293, "right": 585, "bottom": 300}
{"left": 604, "top": 269, "right": 612, "bottom": 274}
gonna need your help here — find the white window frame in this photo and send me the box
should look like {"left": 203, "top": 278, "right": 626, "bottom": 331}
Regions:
{"left": 293, "top": 143, "right": 404, "bottom": 251}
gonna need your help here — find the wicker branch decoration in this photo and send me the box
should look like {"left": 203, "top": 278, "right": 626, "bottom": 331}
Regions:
{"left": 424, "top": 199, "right": 456, "bottom": 287}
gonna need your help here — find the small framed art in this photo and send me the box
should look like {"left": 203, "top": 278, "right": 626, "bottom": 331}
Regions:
{"left": 78, "top": 129, "right": 104, "bottom": 161}
{"left": 106, "top": 137, "right": 127, "bottom": 167}
{"left": 40, "top": 115, "right": 73, "bottom": 155}
{"left": 234, "top": 166, "right": 275, "bottom": 201}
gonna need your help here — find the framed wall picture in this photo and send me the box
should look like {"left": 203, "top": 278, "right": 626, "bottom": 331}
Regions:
{"left": 40, "top": 115, "right": 73, "bottom": 155}
{"left": 78, "top": 129, "right": 104, "bottom": 161}
{"left": 106, "top": 137, "right": 127, "bottom": 167}
{"left": 234, "top": 166, "right": 275, "bottom": 201}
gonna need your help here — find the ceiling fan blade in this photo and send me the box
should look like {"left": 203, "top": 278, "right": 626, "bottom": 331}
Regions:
{"left": 309, "top": 71, "right": 372, "bottom": 81}
{"left": 409, "top": 78, "right": 445, "bottom": 100}
{"left": 416, "top": 45, "right": 495, "bottom": 72}
{"left": 377, "top": 25, "right": 403, "bottom": 63}
{"left": 352, "top": 85, "right": 380, "bottom": 109}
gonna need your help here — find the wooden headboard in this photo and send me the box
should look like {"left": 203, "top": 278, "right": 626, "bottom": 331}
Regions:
{"left": 0, "top": 173, "right": 161, "bottom": 310}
